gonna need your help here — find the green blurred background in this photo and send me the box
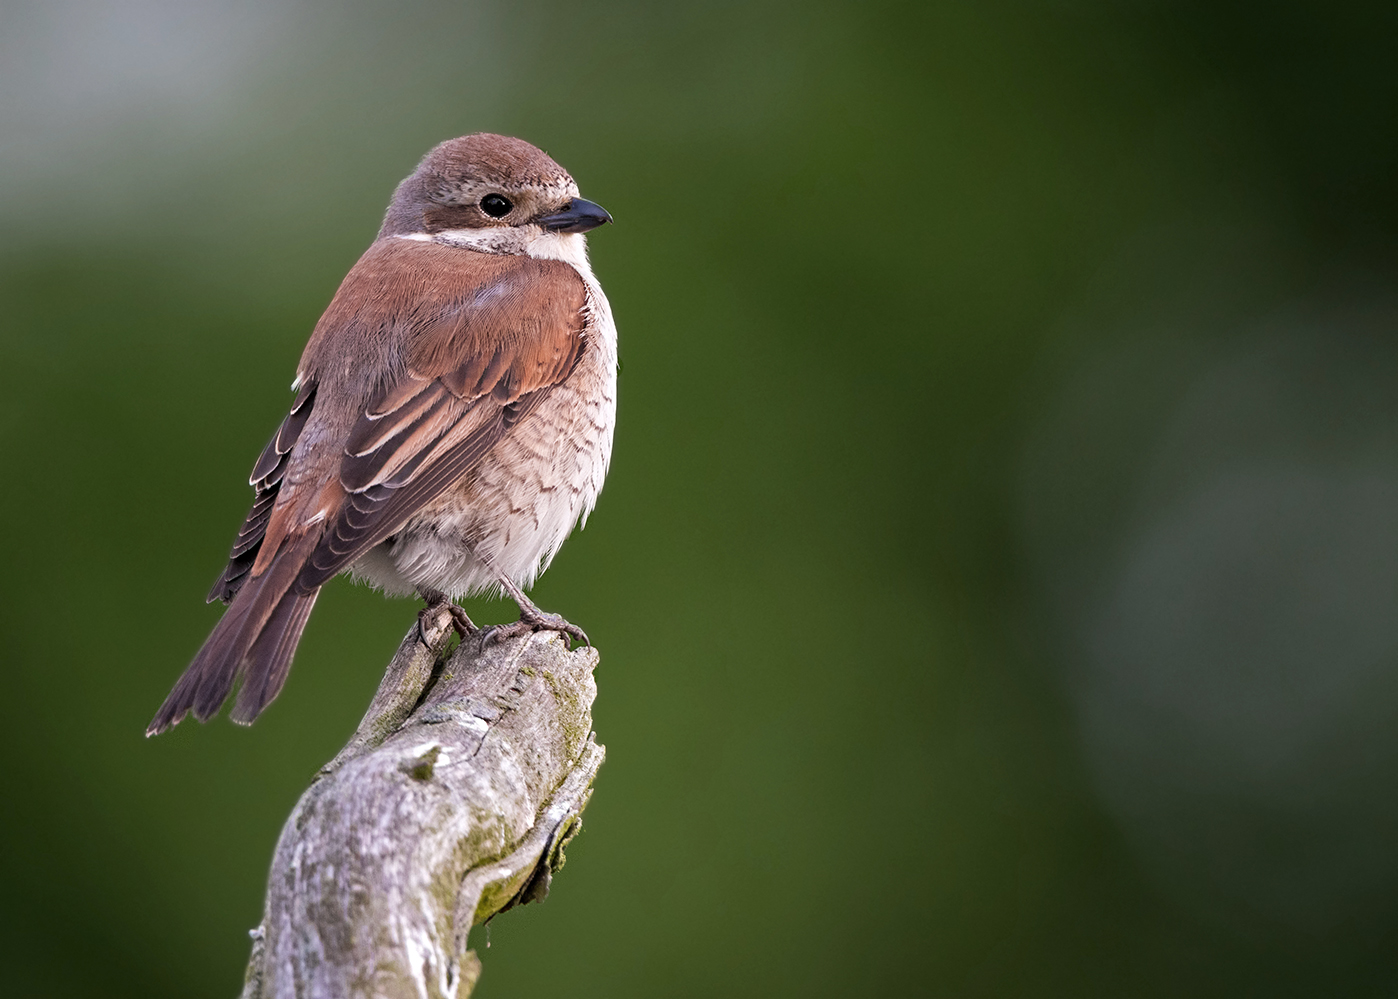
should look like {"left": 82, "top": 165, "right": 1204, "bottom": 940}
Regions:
{"left": 3, "top": 0, "right": 1397, "bottom": 994}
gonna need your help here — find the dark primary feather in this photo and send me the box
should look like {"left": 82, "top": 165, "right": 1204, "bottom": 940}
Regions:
{"left": 207, "top": 382, "right": 317, "bottom": 604}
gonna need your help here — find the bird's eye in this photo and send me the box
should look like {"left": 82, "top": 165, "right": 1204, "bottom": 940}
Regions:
{"left": 480, "top": 194, "right": 513, "bottom": 218}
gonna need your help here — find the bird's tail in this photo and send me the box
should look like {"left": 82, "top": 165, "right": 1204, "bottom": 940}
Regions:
{"left": 148, "top": 535, "right": 319, "bottom": 736}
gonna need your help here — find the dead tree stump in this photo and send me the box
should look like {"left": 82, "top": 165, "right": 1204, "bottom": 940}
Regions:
{"left": 239, "top": 607, "right": 604, "bottom": 999}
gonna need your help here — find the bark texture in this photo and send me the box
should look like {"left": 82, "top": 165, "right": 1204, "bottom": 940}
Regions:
{"left": 240, "top": 607, "right": 604, "bottom": 999}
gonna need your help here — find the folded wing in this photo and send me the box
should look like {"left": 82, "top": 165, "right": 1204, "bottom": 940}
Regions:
{"left": 295, "top": 248, "right": 588, "bottom": 591}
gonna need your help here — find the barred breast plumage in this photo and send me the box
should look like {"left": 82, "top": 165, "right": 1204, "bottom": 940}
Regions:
{"left": 352, "top": 248, "right": 618, "bottom": 600}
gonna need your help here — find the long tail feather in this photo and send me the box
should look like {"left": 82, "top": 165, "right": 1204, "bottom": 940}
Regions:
{"left": 148, "top": 534, "right": 319, "bottom": 736}
{"left": 230, "top": 588, "right": 319, "bottom": 725}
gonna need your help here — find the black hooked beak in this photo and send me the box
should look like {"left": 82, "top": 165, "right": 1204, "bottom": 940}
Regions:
{"left": 537, "top": 197, "right": 612, "bottom": 234}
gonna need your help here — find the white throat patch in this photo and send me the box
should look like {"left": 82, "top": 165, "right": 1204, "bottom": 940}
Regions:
{"left": 394, "top": 227, "right": 590, "bottom": 271}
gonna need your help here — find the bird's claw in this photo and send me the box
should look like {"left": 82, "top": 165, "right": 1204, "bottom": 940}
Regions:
{"left": 417, "top": 592, "right": 477, "bottom": 644}
{"left": 481, "top": 609, "right": 589, "bottom": 649}
{"left": 444, "top": 603, "right": 478, "bottom": 638}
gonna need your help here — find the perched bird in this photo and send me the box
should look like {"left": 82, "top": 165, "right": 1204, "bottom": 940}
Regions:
{"left": 148, "top": 134, "right": 616, "bottom": 736}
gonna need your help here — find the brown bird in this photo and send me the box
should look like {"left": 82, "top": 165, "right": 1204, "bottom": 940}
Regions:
{"left": 148, "top": 134, "right": 616, "bottom": 736}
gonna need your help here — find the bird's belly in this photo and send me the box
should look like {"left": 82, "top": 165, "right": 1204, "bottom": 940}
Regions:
{"left": 349, "top": 345, "right": 615, "bottom": 600}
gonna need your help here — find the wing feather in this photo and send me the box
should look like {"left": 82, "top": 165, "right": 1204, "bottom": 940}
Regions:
{"left": 288, "top": 242, "right": 588, "bottom": 593}
{"left": 208, "top": 382, "right": 318, "bottom": 604}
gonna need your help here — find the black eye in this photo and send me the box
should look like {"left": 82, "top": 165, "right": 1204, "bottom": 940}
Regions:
{"left": 480, "top": 194, "right": 513, "bottom": 218}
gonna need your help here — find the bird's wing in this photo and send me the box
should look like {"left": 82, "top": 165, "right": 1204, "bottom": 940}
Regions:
{"left": 289, "top": 240, "right": 590, "bottom": 593}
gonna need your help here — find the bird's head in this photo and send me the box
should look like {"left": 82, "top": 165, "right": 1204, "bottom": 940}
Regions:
{"left": 379, "top": 133, "right": 611, "bottom": 254}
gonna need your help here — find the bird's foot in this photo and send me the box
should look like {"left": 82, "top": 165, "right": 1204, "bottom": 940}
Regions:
{"left": 482, "top": 605, "right": 589, "bottom": 649}
{"left": 417, "top": 588, "right": 477, "bottom": 643}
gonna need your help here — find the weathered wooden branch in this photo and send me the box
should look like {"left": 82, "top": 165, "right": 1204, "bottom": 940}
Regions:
{"left": 239, "top": 608, "right": 605, "bottom": 999}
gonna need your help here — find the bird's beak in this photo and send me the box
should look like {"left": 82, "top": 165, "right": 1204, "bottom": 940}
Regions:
{"left": 537, "top": 198, "right": 612, "bottom": 234}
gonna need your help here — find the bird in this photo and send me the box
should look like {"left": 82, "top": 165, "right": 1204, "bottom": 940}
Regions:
{"left": 147, "top": 134, "right": 617, "bottom": 736}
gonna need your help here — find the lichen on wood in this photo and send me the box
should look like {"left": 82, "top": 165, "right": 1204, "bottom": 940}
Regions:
{"left": 239, "top": 609, "right": 605, "bottom": 999}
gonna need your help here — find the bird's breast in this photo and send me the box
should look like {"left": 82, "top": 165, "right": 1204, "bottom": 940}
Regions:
{"left": 354, "top": 273, "right": 618, "bottom": 599}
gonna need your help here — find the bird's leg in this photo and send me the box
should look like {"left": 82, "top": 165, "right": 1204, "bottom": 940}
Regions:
{"left": 416, "top": 586, "right": 477, "bottom": 641}
{"left": 494, "top": 574, "right": 590, "bottom": 647}
{"left": 468, "top": 552, "right": 588, "bottom": 647}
